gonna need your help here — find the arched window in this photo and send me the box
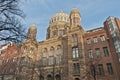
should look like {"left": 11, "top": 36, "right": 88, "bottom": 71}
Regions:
{"left": 72, "top": 34, "right": 78, "bottom": 42}
{"left": 73, "top": 63, "right": 80, "bottom": 74}
{"left": 42, "top": 48, "right": 47, "bottom": 66}
{"left": 72, "top": 46, "right": 79, "bottom": 58}
{"left": 57, "top": 45, "right": 62, "bottom": 55}
{"left": 30, "top": 48, "right": 34, "bottom": 54}
{"left": 56, "top": 45, "right": 62, "bottom": 64}
{"left": 50, "top": 47, "right": 54, "bottom": 56}
{"left": 56, "top": 55, "right": 61, "bottom": 64}
{"left": 47, "top": 75, "right": 52, "bottom": 80}
{"left": 49, "top": 56, "right": 54, "bottom": 65}
{"left": 55, "top": 75, "right": 61, "bottom": 80}
{"left": 40, "top": 75, "right": 44, "bottom": 80}
{"left": 42, "top": 58, "right": 47, "bottom": 66}
{"left": 75, "top": 78, "right": 80, "bottom": 80}
{"left": 42, "top": 48, "right": 47, "bottom": 57}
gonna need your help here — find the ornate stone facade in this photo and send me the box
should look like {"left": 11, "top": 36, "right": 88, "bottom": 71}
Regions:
{"left": 16, "top": 8, "right": 120, "bottom": 80}
{"left": 16, "top": 24, "right": 38, "bottom": 80}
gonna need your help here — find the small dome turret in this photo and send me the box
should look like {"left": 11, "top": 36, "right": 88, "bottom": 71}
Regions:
{"left": 70, "top": 8, "right": 81, "bottom": 27}
{"left": 70, "top": 8, "right": 80, "bottom": 15}
{"left": 27, "top": 24, "right": 37, "bottom": 40}
{"left": 29, "top": 24, "right": 37, "bottom": 31}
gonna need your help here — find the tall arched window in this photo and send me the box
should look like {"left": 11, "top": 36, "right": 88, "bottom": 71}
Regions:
{"left": 75, "top": 78, "right": 80, "bottom": 80}
{"left": 56, "top": 45, "right": 62, "bottom": 64}
{"left": 49, "top": 47, "right": 54, "bottom": 56}
{"left": 42, "top": 48, "right": 47, "bottom": 57}
{"left": 47, "top": 75, "right": 52, "bottom": 80}
{"left": 55, "top": 75, "right": 61, "bottom": 80}
{"left": 49, "top": 47, "right": 54, "bottom": 65}
{"left": 42, "top": 48, "right": 47, "bottom": 66}
{"left": 72, "top": 46, "right": 79, "bottom": 58}
{"left": 57, "top": 45, "right": 62, "bottom": 55}
{"left": 72, "top": 34, "right": 78, "bottom": 42}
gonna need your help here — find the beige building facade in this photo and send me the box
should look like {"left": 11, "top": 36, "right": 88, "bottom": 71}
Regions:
{"left": 17, "top": 8, "right": 120, "bottom": 80}
{"left": 18, "top": 8, "right": 86, "bottom": 80}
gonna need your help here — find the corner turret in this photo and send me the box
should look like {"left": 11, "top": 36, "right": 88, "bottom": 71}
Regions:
{"left": 70, "top": 8, "right": 81, "bottom": 27}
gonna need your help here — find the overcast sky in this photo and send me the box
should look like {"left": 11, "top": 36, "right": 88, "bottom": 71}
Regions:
{"left": 21, "top": 0, "right": 120, "bottom": 41}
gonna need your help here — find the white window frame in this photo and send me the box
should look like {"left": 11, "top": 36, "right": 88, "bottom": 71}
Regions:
{"left": 94, "top": 37, "right": 98, "bottom": 43}
{"left": 87, "top": 39, "right": 91, "bottom": 44}
{"left": 100, "top": 36, "right": 105, "bottom": 41}
{"left": 88, "top": 49, "right": 93, "bottom": 58}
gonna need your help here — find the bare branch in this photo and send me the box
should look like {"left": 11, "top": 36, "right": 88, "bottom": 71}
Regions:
{"left": 0, "top": 0, "right": 26, "bottom": 44}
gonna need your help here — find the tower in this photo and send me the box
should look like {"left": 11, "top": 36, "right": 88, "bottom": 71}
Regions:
{"left": 104, "top": 16, "right": 120, "bottom": 62}
{"left": 70, "top": 8, "right": 81, "bottom": 27}
{"left": 27, "top": 24, "right": 37, "bottom": 40}
{"left": 16, "top": 24, "right": 38, "bottom": 80}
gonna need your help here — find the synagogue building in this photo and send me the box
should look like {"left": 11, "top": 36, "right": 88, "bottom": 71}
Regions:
{"left": 0, "top": 8, "right": 120, "bottom": 80}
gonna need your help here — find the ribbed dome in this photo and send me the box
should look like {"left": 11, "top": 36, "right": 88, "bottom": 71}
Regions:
{"left": 50, "top": 11, "right": 70, "bottom": 24}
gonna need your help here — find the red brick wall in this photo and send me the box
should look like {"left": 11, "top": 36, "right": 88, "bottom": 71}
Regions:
{"left": 0, "top": 43, "right": 20, "bottom": 75}
{"left": 104, "top": 19, "right": 120, "bottom": 79}
{"left": 84, "top": 29, "right": 119, "bottom": 79}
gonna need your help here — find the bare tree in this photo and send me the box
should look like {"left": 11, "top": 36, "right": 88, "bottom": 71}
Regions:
{"left": 0, "top": 0, "right": 26, "bottom": 44}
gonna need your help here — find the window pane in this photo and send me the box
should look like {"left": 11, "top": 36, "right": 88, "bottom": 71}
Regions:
{"left": 96, "top": 48, "right": 100, "bottom": 58}
{"left": 90, "top": 65, "right": 95, "bottom": 76}
{"left": 76, "top": 47, "right": 79, "bottom": 58}
{"left": 50, "top": 47, "right": 54, "bottom": 56}
{"left": 94, "top": 37, "right": 98, "bottom": 43}
{"left": 107, "top": 63, "right": 113, "bottom": 74}
{"left": 72, "top": 34, "right": 78, "bottom": 42}
{"left": 88, "top": 49, "right": 93, "bottom": 58}
{"left": 43, "top": 48, "right": 47, "bottom": 57}
{"left": 72, "top": 47, "right": 79, "bottom": 58}
{"left": 73, "top": 63, "right": 80, "bottom": 74}
{"left": 76, "top": 63, "right": 80, "bottom": 73}
{"left": 56, "top": 56, "right": 61, "bottom": 64}
{"left": 98, "top": 64, "right": 104, "bottom": 75}
{"left": 42, "top": 58, "right": 47, "bottom": 66}
{"left": 87, "top": 39, "right": 91, "bottom": 44}
{"left": 103, "top": 47, "right": 109, "bottom": 56}
{"left": 100, "top": 36, "right": 105, "bottom": 41}
{"left": 57, "top": 46, "right": 62, "bottom": 55}
{"left": 49, "top": 57, "right": 54, "bottom": 65}
{"left": 73, "top": 48, "right": 76, "bottom": 58}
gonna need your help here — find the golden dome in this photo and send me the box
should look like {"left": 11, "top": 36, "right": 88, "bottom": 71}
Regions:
{"left": 50, "top": 11, "right": 70, "bottom": 24}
